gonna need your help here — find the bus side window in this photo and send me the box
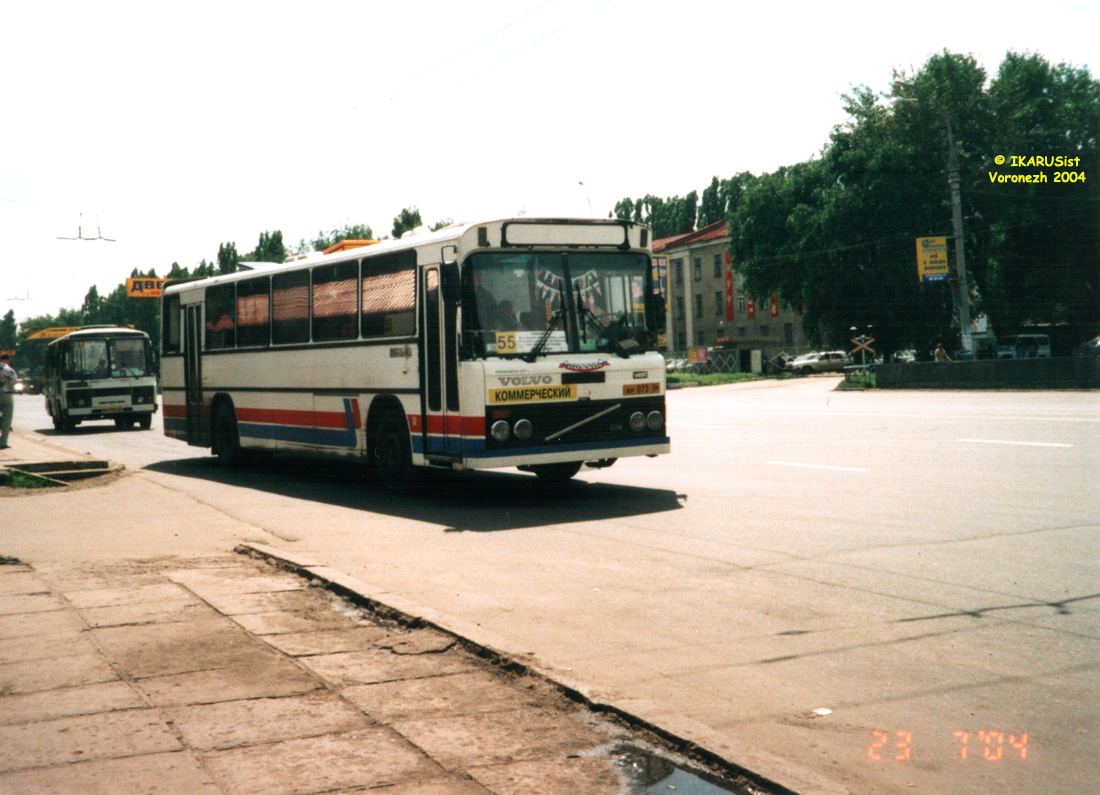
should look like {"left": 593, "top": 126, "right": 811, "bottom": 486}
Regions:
{"left": 312, "top": 263, "right": 359, "bottom": 342}
{"left": 362, "top": 251, "right": 416, "bottom": 338}
{"left": 272, "top": 271, "right": 310, "bottom": 345}
{"left": 237, "top": 277, "right": 271, "bottom": 347}
{"left": 205, "top": 284, "right": 236, "bottom": 350}
{"left": 162, "top": 294, "right": 182, "bottom": 354}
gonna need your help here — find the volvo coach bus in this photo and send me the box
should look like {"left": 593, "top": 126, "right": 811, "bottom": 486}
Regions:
{"left": 44, "top": 326, "right": 158, "bottom": 430}
{"left": 160, "top": 218, "right": 670, "bottom": 488}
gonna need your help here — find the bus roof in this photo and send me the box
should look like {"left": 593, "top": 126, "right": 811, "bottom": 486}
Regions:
{"left": 45, "top": 325, "right": 150, "bottom": 346}
{"left": 162, "top": 217, "right": 652, "bottom": 297}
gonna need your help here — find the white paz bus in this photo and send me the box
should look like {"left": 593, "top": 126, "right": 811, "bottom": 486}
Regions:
{"left": 45, "top": 326, "right": 158, "bottom": 431}
{"left": 160, "top": 218, "right": 670, "bottom": 488}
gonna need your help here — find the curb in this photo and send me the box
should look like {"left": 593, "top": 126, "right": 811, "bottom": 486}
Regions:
{"left": 237, "top": 542, "right": 846, "bottom": 795}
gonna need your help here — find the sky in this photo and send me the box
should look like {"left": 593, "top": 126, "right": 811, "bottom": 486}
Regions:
{"left": 2, "top": 0, "right": 1097, "bottom": 326}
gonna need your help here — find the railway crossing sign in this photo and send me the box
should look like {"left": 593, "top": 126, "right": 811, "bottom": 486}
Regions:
{"left": 850, "top": 336, "right": 875, "bottom": 356}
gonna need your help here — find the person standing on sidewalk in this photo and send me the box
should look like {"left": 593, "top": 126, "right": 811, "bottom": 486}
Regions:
{"left": 0, "top": 353, "right": 15, "bottom": 449}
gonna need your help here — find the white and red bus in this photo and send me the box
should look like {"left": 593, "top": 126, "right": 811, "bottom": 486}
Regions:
{"left": 160, "top": 218, "right": 669, "bottom": 488}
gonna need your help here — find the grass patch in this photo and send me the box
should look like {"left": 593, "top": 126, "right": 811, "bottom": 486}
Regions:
{"left": 667, "top": 372, "right": 795, "bottom": 387}
{"left": 2, "top": 470, "right": 61, "bottom": 489}
{"left": 835, "top": 373, "right": 876, "bottom": 390}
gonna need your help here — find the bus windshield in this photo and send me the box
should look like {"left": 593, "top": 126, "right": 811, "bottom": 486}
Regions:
{"left": 461, "top": 251, "right": 656, "bottom": 358}
{"left": 64, "top": 337, "right": 151, "bottom": 379}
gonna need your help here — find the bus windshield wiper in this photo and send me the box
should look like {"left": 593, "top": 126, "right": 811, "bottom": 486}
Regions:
{"left": 524, "top": 309, "right": 563, "bottom": 362}
{"left": 577, "top": 303, "right": 633, "bottom": 358}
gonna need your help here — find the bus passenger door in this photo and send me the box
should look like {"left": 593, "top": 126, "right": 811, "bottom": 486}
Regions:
{"left": 184, "top": 304, "right": 205, "bottom": 446}
{"left": 422, "top": 268, "right": 460, "bottom": 457}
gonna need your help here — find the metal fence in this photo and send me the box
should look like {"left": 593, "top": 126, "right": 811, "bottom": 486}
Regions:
{"left": 663, "top": 350, "right": 741, "bottom": 375}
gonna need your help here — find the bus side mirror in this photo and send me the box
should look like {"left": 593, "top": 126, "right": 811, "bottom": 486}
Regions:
{"left": 441, "top": 261, "right": 461, "bottom": 305}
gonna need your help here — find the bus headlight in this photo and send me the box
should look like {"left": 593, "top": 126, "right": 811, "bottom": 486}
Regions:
{"left": 513, "top": 418, "right": 533, "bottom": 441}
{"left": 490, "top": 420, "right": 512, "bottom": 442}
{"left": 646, "top": 411, "right": 664, "bottom": 431}
{"left": 629, "top": 412, "right": 647, "bottom": 432}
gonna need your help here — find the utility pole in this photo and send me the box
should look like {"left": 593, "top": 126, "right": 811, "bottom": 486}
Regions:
{"left": 894, "top": 82, "right": 973, "bottom": 359}
{"left": 944, "top": 117, "right": 973, "bottom": 358}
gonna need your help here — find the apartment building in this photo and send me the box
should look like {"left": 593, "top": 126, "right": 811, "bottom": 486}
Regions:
{"left": 654, "top": 221, "right": 810, "bottom": 372}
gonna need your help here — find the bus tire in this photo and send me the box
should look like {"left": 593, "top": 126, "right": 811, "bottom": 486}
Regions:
{"left": 530, "top": 462, "right": 582, "bottom": 482}
{"left": 375, "top": 411, "right": 414, "bottom": 492}
{"left": 211, "top": 403, "right": 241, "bottom": 465}
{"left": 138, "top": 415, "right": 152, "bottom": 430}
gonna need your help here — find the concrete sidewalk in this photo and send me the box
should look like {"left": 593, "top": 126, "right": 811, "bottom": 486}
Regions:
{"left": 1, "top": 430, "right": 769, "bottom": 795}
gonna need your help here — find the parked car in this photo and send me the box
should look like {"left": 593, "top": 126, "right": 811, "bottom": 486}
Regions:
{"left": 995, "top": 333, "right": 1051, "bottom": 359}
{"left": 1071, "top": 335, "right": 1100, "bottom": 357}
{"left": 788, "top": 351, "right": 852, "bottom": 374}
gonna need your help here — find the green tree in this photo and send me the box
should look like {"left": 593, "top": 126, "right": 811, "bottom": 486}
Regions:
{"left": 1, "top": 310, "right": 18, "bottom": 351}
{"left": 244, "top": 231, "right": 286, "bottom": 264}
{"left": 391, "top": 207, "right": 423, "bottom": 239}
{"left": 732, "top": 50, "right": 1097, "bottom": 355}
{"left": 217, "top": 242, "right": 240, "bottom": 274}
{"left": 310, "top": 222, "right": 375, "bottom": 252}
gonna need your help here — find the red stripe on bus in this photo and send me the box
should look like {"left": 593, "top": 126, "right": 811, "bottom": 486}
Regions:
{"left": 163, "top": 404, "right": 187, "bottom": 418}
{"left": 423, "top": 414, "right": 485, "bottom": 437}
{"left": 236, "top": 407, "right": 349, "bottom": 430}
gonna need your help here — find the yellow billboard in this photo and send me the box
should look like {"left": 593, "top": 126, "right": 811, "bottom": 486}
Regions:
{"left": 916, "top": 237, "right": 950, "bottom": 283}
{"left": 126, "top": 278, "right": 169, "bottom": 298}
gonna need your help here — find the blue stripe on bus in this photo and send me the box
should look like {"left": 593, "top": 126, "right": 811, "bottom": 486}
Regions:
{"left": 237, "top": 398, "right": 359, "bottom": 448}
{"left": 411, "top": 434, "right": 669, "bottom": 459}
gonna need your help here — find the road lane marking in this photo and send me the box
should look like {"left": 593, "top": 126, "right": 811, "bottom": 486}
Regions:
{"left": 957, "top": 439, "right": 1073, "bottom": 448}
{"left": 766, "top": 461, "right": 868, "bottom": 472}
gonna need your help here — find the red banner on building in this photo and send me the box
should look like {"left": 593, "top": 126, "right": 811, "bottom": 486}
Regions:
{"left": 747, "top": 299, "right": 755, "bottom": 320}
{"left": 770, "top": 292, "right": 779, "bottom": 317}
{"left": 725, "top": 267, "right": 734, "bottom": 320}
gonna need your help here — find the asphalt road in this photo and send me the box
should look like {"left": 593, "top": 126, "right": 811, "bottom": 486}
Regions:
{"left": 10, "top": 379, "right": 1099, "bottom": 795}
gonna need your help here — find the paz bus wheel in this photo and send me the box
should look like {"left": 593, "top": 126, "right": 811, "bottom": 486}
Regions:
{"left": 375, "top": 411, "right": 414, "bottom": 493}
{"left": 138, "top": 415, "right": 152, "bottom": 430}
{"left": 211, "top": 403, "right": 241, "bottom": 465}
{"left": 530, "top": 462, "right": 582, "bottom": 482}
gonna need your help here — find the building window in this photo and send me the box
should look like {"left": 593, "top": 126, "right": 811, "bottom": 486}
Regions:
{"left": 738, "top": 326, "right": 746, "bottom": 337}
{"left": 693, "top": 258, "right": 702, "bottom": 281}
{"left": 715, "top": 291, "right": 724, "bottom": 315}
{"left": 785, "top": 323, "right": 794, "bottom": 345}
{"left": 760, "top": 325, "right": 769, "bottom": 336}
{"left": 673, "top": 259, "right": 683, "bottom": 284}
{"left": 696, "top": 330, "right": 706, "bottom": 347}
{"left": 737, "top": 292, "right": 746, "bottom": 312}
{"left": 694, "top": 294, "right": 703, "bottom": 317}
{"left": 713, "top": 254, "right": 722, "bottom": 279}
{"left": 675, "top": 296, "right": 684, "bottom": 319}
{"left": 676, "top": 332, "right": 687, "bottom": 350}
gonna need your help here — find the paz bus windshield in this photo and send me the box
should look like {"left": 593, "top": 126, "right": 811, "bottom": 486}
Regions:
{"left": 62, "top": 337, "right": 152, "bottom": 379}
{"left": 461, "top": 251, "right": 657, "bottom": 359}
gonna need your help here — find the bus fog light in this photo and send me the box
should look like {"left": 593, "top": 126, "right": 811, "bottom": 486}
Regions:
{"left": 629, "top": 412, "right": 646, "bottom": 432}
{"left": 646, "top": 411, "right": 664, "bottom": 431}
{"left": 491, "top": 420, "right": 512, "bottom": 442}
{"left": 513, "top": 418, "right": 533, "bottom": 441}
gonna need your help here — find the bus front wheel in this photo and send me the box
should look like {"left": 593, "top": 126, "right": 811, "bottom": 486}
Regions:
{"left": 529, "top": 462, "right": 582, "bottom": 482}
{"left": 375, "top": 412, "right": 414, "bottom": 492}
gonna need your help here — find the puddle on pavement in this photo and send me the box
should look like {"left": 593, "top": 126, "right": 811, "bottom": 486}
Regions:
{"left": 611, "top": 744, "right": 769, "bottom": 795}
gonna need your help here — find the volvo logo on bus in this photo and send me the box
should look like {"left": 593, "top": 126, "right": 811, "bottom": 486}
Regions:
{"left": 498, "top": 375, "right": 554, "bottom": 386}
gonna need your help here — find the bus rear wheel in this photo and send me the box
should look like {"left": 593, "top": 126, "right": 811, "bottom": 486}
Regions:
{"left": 375, "top": 412, "right": 414, "bottom": 492}
{"left": 211, "top": 403, "right": 241, "bottom": 465}
{"left": 529, "top": 462, "right": 582, "bottom": 482}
